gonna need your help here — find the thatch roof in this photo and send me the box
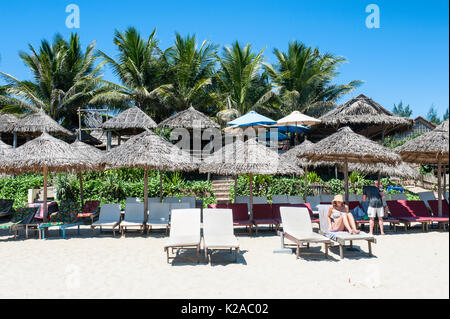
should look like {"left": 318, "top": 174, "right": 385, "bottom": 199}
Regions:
{"left": 0, "top": 140, "right": 12, "bottom": 157}
{"left": 200, "top": 137, "right": 302, "bottom": 175}
{"left": 315, "top": 94, "right": 413, "bottom": 138}
{"left": 71, "top": 140, "right": 105, "bottom": 171}
{"left": 158, "top": 106, "right": 220, "bottom": 130}
{"left": 0, "top": 132, "right": 95, "bottom": 174}
{"left": 347, "top": 162, "right": 419, "bottom": 179}
{"left": 395, "top": 124, "right": 449, "bottom": 165}
{"left": 101, "top": 130, "right": 197, "bottom": 171}
{"left": 280, "top": 140, "right": 327, "bottom": 168}
{"left": 297, "top": 127, "right": 401, "bottom": 165}
{"left": 100, "top": 106, "right": 157, "bottom": 134}
{"left": 10, "top": 109, "right": 73, "bottom": 137}
{"left": 0, "top": 113, "right": 18, "bottom": 133}
{"left": 436, "top": 119, "right": 449, "bottom": 132}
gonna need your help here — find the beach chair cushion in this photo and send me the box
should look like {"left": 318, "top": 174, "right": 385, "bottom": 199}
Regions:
{"left": 385, "top": 200, "right": 424, "bottom": 221}
{"left": 428, "top": 200, "right": 449, "bottom": 217}
{"left": 51, "top": 201, "right": 81, "bottom": 224}
{"left": 0, "top": 199, "right": 14, "bottom": 216}
{"left": 203, "top": 209, "right": 239, "bottom": 248}
{"left": 253, "top": 196, "right": 268, "bottom": 204}
{"left": 253, "top": 204, "right": 277, "bottom": 225}
{"left": 180, "top": 196, "right": 196, "bottom": 208}
{"left": 280, "top": 207, "right": 330, "bottom": 242}
{"left": 227, "top": 203, "right": 250, "bottom": 222}
{"left": 78, "top": 200, "right": 100, "bottom": 218}
{"left": 272, "top": 195, "right": 288, "bottom": 204}
{"left": 164, "top": 197, "right": 180, "bottom": 204}
{"left": 288, "top": 196, "right": 304, "bottom": 204}
{"left": 94, "top": 204, "right": 121, "bottom": 225}
{"left": 165, "top": 209, "right": 201, "bottom": 248}
{"left": 418, "top": 192, "right": 436, "bottom": 204}
{"left": 148, "top": 203, "right": 171, "bottom": 225}
{"left": 0, "top": 207, "right": 37, "bottom": 229}
{"left": 121, "top": 202, "right": 145, "bottom": 226}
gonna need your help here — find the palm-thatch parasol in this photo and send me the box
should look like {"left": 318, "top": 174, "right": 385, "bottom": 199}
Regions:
{"left": 200, "top": 137, "right": 302, "bottom": 218}
{"left": 0, "top": 139, "right": 12, "bottom": 154}
{"left": 101, "top": 130, "right": 197, "bottom": 216}
{"left": 316, "top": 94, "right": 413, "bottom": 140}
{"left": 297, "top": 127, "right": 401, "bottom": 201}
{"left": 0, "top": 113, "right": 19, "bottom": 147}
{"left": 0, "top": 133, "right": 95, "bottom": 221}
{"left": 396, "top": 123, "right": 449, "bottom": 215}
{"left": 157, "top": 106, "right": 220, "bottom": 130}
{"left": 11, "top": 109, "right": 73, "bottom": 138}
{"left": 71, "top": 140, "right": 105, "bottom": 205}
{"left": 347, "top": 162, "right": 419, "bottom": 180}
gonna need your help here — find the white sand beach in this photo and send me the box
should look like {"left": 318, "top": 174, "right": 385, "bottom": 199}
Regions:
{"left": 0, "top": 226, "right": 448, "bottom": 299}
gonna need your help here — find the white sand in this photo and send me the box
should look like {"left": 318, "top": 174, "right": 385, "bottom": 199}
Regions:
{"left": 0, "top": 226, "right": 448, "bottom": 299}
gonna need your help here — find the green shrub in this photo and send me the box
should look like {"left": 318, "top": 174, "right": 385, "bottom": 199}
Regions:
{"left": 0, "top": 174, "right": 44, "bottom": 209}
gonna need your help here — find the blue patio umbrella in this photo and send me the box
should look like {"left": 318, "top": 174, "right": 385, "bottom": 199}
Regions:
{"left": 271, "top": 124, "right": 310, "bottom": 134}
{"left": 227, "top": 110, "right": 276, "bottom": 127}
{"left": 264, "top": 131, "right": 289, "bottom": 141}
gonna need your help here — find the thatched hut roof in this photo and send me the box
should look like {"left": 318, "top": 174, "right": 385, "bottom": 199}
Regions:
{"left": 0, "top": 113, "right": 18, "bottom": 133}
{"left": 200, "top": 137, "right": 302, "bottom": 175}
{"left": 395, "top": 125, "right": 449, "bottom": 165}
{"left": 71, "top": 140, "right": 105, "bottom": 171}
{"left": 436, "top": 119, "right": 449, "bottom": 132}
{"left": 0, "top": 140, "right": 12, "bottom": 157}
{"left": 347, "top": 162, "right": 419, "bottom": 179}
{"left": 313, "top": 94, "right": 413, "bottom": 139}
{"left": 101, "top": 130, "right": 197, "bottom": 171}
{"left": 10, "top": 109, "right": 73, "bottom": 137}
{"left": 280, "top": 140, "right": 327, "bottom": 168}
{"left": 297, "top": 127, "right": 401, "bottom": 165}
{"left": 158, "top": 106, "right": 220, "bottom": 130}
{"left": 100, "top": 106, "right": 157, "bottom": 134}
{"left": 0, "top": 132, "right": 95, "bottom": 174}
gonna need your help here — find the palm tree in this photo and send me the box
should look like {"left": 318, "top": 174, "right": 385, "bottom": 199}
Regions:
{"left": 92, "top": 27, "right": 167, "bottom": 119}
{"left": 263, "top": 41, "right": 362, "bottom": 117}
{"left": 0, "top": 33, "right": 106, "bottom": 128}
{"left": 215, "top": 41, "right": 269, "bottom": 115}
{"left": 151, "top": 33, "right": 219, "bottom": 116}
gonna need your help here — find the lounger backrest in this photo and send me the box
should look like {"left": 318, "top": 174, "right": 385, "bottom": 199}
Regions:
{"left": 272, "top": 194, "right": 288, "bottom": 204}
{"left": 203, "top": 208, "right": 234, "bottom": 237}
{"left": 148, "top": 203, "right": 170, "bottom": 221}
{"left": 169, "top": 209, "right": 201, "bottom": 237}
{"left": 318, "top": 204, "right": 332, "bottom": 231}
{"left": 82, "top": 200, "right": 100, "bottom": 215}
{"left": 11, "top": 207, "right": 38, "bottom": 224}
{"left": 348, "top": 194, "right": 359, "bottom": 202}
{"left": 99, "top": 204, "right": 121, "bottom": 223}
{"left": 390, "top": 193, "right": 407, "bottom": 201}
{"left": 445, "top": 192, "right": 449, "bottom": 201}
{"left": 253, "top": 196, "right": 268, "bottom": 204}
{"left": 148, "top": 197, "right": 161, "bottom": 203}
{"left": 227, "top": 203, "right": 249, "bottom": 221}
{"left": 280, "top": 206, "right": 312, "bottom": 235}
{"left": 170, "top": 202, "right": 191, "bottom": 212}
{"left": 427, "top": 200, "right": 449, "bottom": 217}
{"left": 386, "top": 200, "right": 413, "bottom": 218}
{"left": 124, "top": 203, "right": 145, "bottom": 223}
{"left": 125, "top": 197, "right": 141, "bottom": 204}
{"left": 273, "top": 204, "right": 307, "bottom": 220}
{"left": 320, "top": 194, "right": 334, "bottom": 203}
{"left": 418, "top": 192, "right": 436, "bottom": 206}
{"left": 253, "top": 204, "right": 273, "bottom": 219}
{"left": 164, "top": 197, "right": 180, "bottom": 204}
{"left": 348, "top": 201, "right": 361, "bottom": 211}
{"left": 305, "top": 196, "right": 321, "bottom": 211}
{"left": 405, "top": 200, "right": 430, "bottom": 217}
{"left": 288, "top": 196, "right": 304, "bottom": 204}
{"left": 180, "top": 196, "right": 196, "bottom": 208}
{"left": 235, "top": 196, "right": 249, "bottom": 204}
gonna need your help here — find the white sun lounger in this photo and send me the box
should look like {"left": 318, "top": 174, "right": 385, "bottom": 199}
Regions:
{"left": 120, "top": 203, "right": 145, "bottom": 237}
{"left": 318, "top": 205, "right": 376, "bottom": 259}
{"left": 203, "top": 208, "right": 240, "bottom": 263}
{"left": 280, "top": 206, "right": 332, "bottom": 259}
{"left": 164, "top": 209, "right": 201, "bottom": 263}
{"left": 288, "top": 195, "right": 304, "bottom": 204}
{"left": 91, "top": 203, "right": 121, "bottom": 236}
{"left": 272, "top": 195, "right": 289, "bottom": 204}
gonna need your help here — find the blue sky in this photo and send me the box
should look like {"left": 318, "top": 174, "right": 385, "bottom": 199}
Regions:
{"left": 0, "top": 0, "right": 448, "bottom": 118}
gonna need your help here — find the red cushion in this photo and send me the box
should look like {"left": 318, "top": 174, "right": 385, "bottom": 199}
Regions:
{"left": 228, "top": 203, "right": 250, "bottom": 221}
{"left": 253, "top": 204, "right": 273, "bottom": 220}
{"left": 405, "top": 201, "right": 430, "bottom": 218}
{"left": 348, "top": 201, "right": 361, "bottom": 211}
{"left": 253, "top": 218, "right": 278, "bottom": 225}
{"left": 386, "top": 200, "right": 415, "bottom": 218}
{"left": 428, "top": 200, "right": 449, "bottom": 217}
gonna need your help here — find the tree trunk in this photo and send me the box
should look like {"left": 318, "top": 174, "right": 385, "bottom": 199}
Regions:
{"left": 344, "top": 159, "right": 349, "bottom": 203}
{"left": 43, "top": 166, "right": 48, "bottom": 222}
{"left": 144, "top": 168, "right": 149, "bottom": 219}
{"left": 437, "top": 158, "right": 442, "bottom": 217}
{"left": 159, "top": 171, "right": 163, "bottom": 202}
{"left": 249, "top": 173, "right": 254, "bottom": 220}
{"left": 78, "top": 172, "right": 84, "bottom": 207}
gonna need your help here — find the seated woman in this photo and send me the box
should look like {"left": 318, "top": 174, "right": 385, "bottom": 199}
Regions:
{"left": 327, "top": 195, "right": 360, "bottom": 235}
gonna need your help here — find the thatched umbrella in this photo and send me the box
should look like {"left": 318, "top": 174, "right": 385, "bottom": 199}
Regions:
{"left": 0, "top": 113, "right": 19, "bottom": 147}
{"left": 297, "top": 127, "right": 401, "bottom": 201}
{"left": 11, "top": 109, "right": 73, "bottom": 139}
{"left": 0, "top": 133, "right": 94, "bottom": 221}
{"left": 157, "top": 106, "right": 220, "bottom": 130}
{"left": 317, "top": 94, "right": 413, "bottom": 140}
{"left": 0, "top": 139, "right": 12, "bottom": 154}
{"left": 101, "top": 106, "right": 157, "bottom": 150}
{"left": 101, "top": 130, "right": 197, "bottom": 216}
{"left": 71, "top": 140, "right": 105, "bottom": 205}
{"left": 200, "top": 137, "right": 302, "bottom": 218}
{"left": 396, "top": 123, "right": 449, "bottom": 216}
{"left": 347, "top": 162, "right": 419, "bottom": 180}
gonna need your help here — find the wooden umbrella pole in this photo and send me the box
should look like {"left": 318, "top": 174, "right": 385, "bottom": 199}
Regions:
{"left": 437, "top": 158, "right": 442, "bottom": 217}
{"left": 234, "top": 175, "right": 238, "bottom": 203}
{"left": 344, "top": 159, "right": 349, "bottom": 203}
{"left": 144, "top": 168, "right": 149, "bottom": 219}
{"left": 78, "top": 172, "right": 84, "bottom": 207}
{"left": 304, "top": 166, "right": 308, "bottom": 198}
{"left": 444, "top": 166, "right": 447, "bottom": 198}
{"left": 249, "top": 173, "right": 254, "bottom": 220}
{"left": 159, "top": 171, "right": 163, "bottom": 202}
{"left": 43, "top": 166, "right": 48, "bottom": 222}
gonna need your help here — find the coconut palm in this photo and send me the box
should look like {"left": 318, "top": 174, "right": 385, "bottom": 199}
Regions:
{"left": 263, "top": 41, "right": 362, "bottom": 117}
{"left": 215, "top": 41, "right": 270, "bottom": 115}
{"left": 151, "top": 33, "right": 219, "bottom": 117}
{"left": 92, "top": 27, "right": 167, "bottom": 119}
{"left": 0, "top": 33, "right": 106, "bottom": 128}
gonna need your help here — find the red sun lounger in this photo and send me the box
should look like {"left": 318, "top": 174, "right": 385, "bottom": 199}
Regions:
{"left": 427, "top": 200, "right": 449, "bottom": 217}
{"left": 386, "top": 200, "right": 431, "bottom": 231}
{"left": 252, "top": 204, "right": 278, "bottom": 233}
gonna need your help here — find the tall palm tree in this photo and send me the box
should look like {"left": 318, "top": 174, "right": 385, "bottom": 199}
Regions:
{"left": 152, "top": 33, "right": 219, "bottom": 116}
{"left": 215, "top": 41, "right": 269, "bottom": 115}
{"left": 263, "top": 41, "right": 362, "bottom": 117}
{"left": 0, "top": 33, "right": 106, "bottom": 128}
{"left": 92, "top": 27, "right": 167, "bottom": 119}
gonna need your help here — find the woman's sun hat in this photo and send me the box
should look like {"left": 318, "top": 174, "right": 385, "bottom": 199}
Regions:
{"left": 332, "top": 194, "right": 344, "bottom": 205}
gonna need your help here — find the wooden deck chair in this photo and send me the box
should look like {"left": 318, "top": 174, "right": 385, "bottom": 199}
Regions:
{"left": 147, "top": 202, "right": 171, "bottom": 234}
{"left": 120, "top": 202, "right": 145, "bottom": 237}
{"left": 91, "top": 204, "right": 121, "bottom": 236}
